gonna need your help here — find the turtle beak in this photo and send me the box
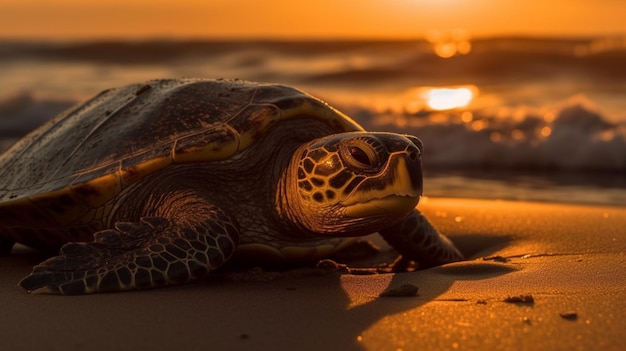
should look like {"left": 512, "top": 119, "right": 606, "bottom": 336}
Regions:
{"left": 382, "top": 134, "right": 424, "bottom": 198}
{"left": 405, "top": 135, "right": 424, "bottom": 197}
{"left": 341, "top": 150, "right": 423, "bottom": 218}
{"left": 390, "top": 151, "right": 422, "bottom": 199}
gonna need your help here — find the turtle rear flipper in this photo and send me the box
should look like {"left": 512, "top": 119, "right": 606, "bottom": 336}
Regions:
{"left": 19, "top": 209, "right": 239, "bottom": 294}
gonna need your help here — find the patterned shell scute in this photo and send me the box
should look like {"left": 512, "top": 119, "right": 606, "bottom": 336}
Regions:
{"left": 0, "top": 79, "right": 362, "bottom": 204}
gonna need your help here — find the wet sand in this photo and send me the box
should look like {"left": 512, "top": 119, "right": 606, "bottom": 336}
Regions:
{"left": 1, "top": 198, "right": 624, "bottom": 351}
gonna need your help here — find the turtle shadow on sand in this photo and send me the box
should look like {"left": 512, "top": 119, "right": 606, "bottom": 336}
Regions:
{"left": 205, "top": 233, "right": 515, "bottom": 351}
{"left": 0, "top": 234, "right": 513, "bottom": 351}
{"left": 291, "top": 233, "right": 515, "bottom": 350}
{"left": 204, "top": 232, "right": 515, "bottom": 350}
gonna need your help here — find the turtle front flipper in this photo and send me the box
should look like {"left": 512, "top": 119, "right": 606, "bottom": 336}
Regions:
{"left": 379, "top": 209, "right": 463, "bottom": 269}
{"left": 19, "top": 208, "right": 239, "bottom": 294}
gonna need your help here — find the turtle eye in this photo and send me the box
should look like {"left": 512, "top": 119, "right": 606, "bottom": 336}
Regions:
{"left": 341, "top": 139, "right": 380, "bottom": 172}
{"left": 349, "top": 146, "right": 371, "bottom": 166}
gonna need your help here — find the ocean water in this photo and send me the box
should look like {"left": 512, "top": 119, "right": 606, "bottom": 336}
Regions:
{"left": 0, "top": 37, "right": 624, "bottom": 206}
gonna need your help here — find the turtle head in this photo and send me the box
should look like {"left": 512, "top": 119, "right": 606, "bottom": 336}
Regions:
{"left": 281, "top": 132, "right": 424, "bottom": 236}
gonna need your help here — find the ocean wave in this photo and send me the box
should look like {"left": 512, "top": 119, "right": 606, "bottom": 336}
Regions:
{"left": 0, "top": 91, "right": 624, "bottom": 173}
{"left": 3, "top": 38, "right": 625, "bottom": 85}
{"left": 0, "top": 92, "right": 74, "bottom": 136}
{"left": 344, "top": 96, "right": 626, "bottom": 173}
{"left": 1, "top": 37, "right": 624, "bottom": 172}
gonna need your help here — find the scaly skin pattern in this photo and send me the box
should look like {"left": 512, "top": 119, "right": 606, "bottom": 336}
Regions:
{"left": 285, "top": 132, "right": 424, "bottom": 235}
{"left": 20, "top": 198, "right": 239, "bottom": 294}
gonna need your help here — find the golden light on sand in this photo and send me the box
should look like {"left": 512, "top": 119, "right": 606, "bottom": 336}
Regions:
{"left": 424, "top": 86, "right": 476, "bottom": 110}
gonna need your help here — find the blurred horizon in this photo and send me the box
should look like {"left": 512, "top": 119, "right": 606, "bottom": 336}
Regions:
{"left": 1, "top": 33, "right": 625, "bottom": 44}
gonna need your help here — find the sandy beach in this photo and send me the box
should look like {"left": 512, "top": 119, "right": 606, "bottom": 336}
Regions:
{"left": 1, "top": 197, "right": 624, "bottom": 351}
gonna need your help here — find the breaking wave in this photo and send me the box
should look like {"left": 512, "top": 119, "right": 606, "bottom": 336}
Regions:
{"left": 1, "top": 37, "right": 625, "bottom": 176}
{"left": 1, "top": 91, "right": 624, "bottom": 174}
{"left": 345, "top": 96, "right": 626, "bottom": 173}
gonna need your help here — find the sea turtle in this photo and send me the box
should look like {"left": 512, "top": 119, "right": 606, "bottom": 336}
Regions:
{"left": 0, "top": 79, "right": 463, "bottom": 294}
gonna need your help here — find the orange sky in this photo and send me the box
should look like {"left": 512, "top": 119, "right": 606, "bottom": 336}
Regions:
{"left": 1, "top": 0, "right": 625, "bottom": 40}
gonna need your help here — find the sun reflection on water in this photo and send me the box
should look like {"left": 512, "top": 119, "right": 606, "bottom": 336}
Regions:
{"left": 361, "top": 85, "right": 480, "bottom": 127}
{"left": 424, "top": 86, "right": 476, "bottom": 110}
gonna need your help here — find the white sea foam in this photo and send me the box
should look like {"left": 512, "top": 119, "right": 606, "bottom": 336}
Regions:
{"left": 342, "top": 95, "right": 626, "bottom": 173}
{"left": 1, "top": 89, "right": 623, "bottom": 174}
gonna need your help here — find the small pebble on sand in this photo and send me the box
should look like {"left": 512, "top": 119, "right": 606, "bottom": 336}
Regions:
{"left": 503, "top": 294, "right": 535, "bottom": 304}
{"left": 559, "top": 311, "right": 578, "bottom": 321}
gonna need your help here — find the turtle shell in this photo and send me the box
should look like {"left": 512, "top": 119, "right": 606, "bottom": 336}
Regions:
{"left": 0, "top": 79, "right": 363, "bottom": 228}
